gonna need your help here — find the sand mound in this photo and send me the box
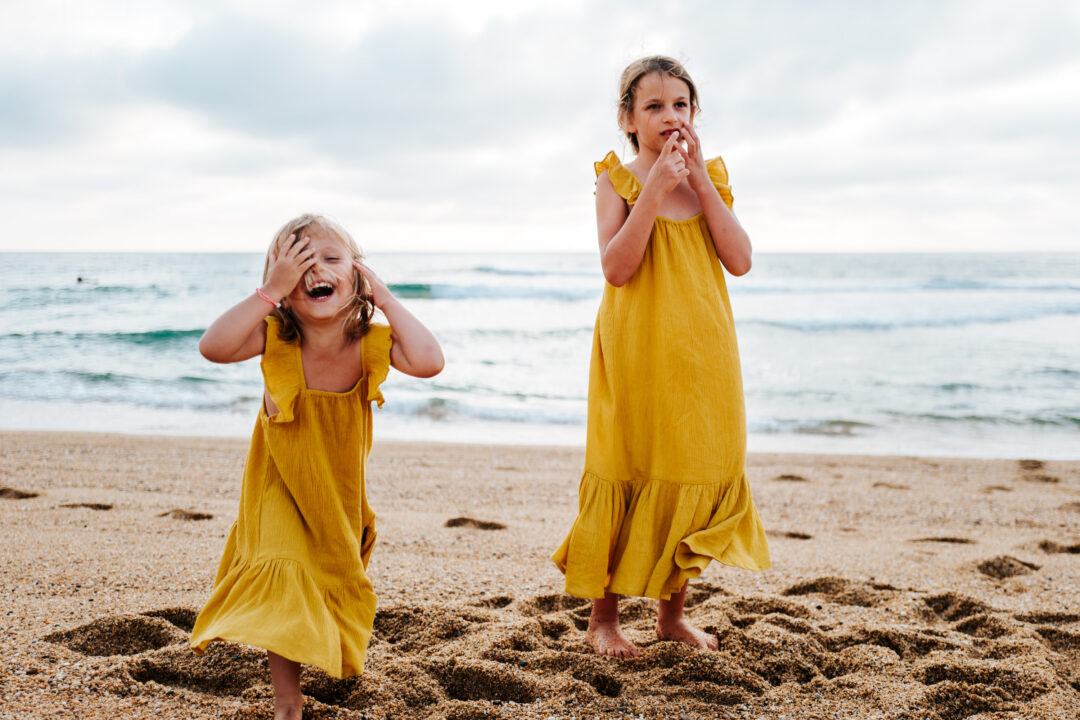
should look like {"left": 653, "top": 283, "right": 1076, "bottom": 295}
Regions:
{"left": 38, "top": 578, "right": 1080, "bottom": 719}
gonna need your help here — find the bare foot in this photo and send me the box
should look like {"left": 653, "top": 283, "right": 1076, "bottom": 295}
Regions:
{"left": 273, "top": 705, "right": 302, "bottom": 720}
{"left": 586, "top": 618, "right": 641, "bottom": 658}
{"left": 656, "top": 617, "right": 719, "bottom": 650}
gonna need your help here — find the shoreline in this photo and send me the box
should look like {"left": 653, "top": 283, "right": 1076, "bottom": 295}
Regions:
{"left": 2, "top": 430, "right": 1079, "bottom": 718}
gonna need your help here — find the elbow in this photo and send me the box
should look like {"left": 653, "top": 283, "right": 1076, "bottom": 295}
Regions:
{"left": 415, "top": 347, "right": 445, "bottom": 378}
{"left": 725, "top": 245, "right": 753, "bottom": 276}
{"left": 601, "top": 263, "right": 631, "bottom": 288}
{"left": 198, "top": 336, "right": 216, "bottom": 362}
{"left": 727, "top": 255, "right": 752, "bottom": 277}
{"left": 198, "top": 335, "right": 228, "bottom": 364}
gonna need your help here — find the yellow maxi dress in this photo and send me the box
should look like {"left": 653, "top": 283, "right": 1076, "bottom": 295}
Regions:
{"left": 189, "top": 316, "right": 392, "bottom": 678}
{"left": 552, "top": 152, "right": 771, "bottom": 601}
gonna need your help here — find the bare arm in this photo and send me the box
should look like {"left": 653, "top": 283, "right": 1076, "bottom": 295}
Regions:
{"left": 354, "top": 261, "right": 444, "bottom": 378}
{"left": 198, "top": 234, "right": 316, "bottom": 363}
{"left": 598, "top": 133, "right": 688, "bottom": 287}
{"left": 678, "top": 123, "right": 752, "bottom": 276}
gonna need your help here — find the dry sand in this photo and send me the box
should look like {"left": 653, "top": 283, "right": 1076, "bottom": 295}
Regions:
{"left": 1, "top": 431, "right": 1079, "bottom": 719}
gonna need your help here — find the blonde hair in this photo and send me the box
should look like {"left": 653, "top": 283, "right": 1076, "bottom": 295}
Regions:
{"left": 617, "top": 55, "right": 701, "bottom": 153}
{"left": 262, "top": 213, "right": 374, "bottom": 344}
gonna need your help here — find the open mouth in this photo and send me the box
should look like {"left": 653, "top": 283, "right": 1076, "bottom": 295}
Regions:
{"left": 307, "top": 281, "right": 335, "bottom": 301}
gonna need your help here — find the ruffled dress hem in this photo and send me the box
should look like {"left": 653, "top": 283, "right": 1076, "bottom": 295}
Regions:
{"left": 551, "top": 470, "right": 771, "bottom": 602}
{"left": 189, "top": 551, "right": 375, "bottom": 678}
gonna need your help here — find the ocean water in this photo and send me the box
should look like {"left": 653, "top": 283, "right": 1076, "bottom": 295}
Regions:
{"left": 0, "top": 252, "right": 1077, "bottom": 459}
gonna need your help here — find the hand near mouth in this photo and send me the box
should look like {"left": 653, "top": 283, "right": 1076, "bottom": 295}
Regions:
{"left": 643, "top": 130, "right": 690, "bottom": 198}
{"left": 675, "top": 122, "right": 710, "bottom": 196}
{"left": 263, "top": 234, "right": 318, "bottom": 301}
{"left": 353, "top": 260, "right": 392, "bottom": 308}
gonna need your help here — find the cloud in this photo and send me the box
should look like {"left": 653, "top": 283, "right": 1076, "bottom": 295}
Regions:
{"left": 0, "top": 0, "right": 1077, "bottom": 251}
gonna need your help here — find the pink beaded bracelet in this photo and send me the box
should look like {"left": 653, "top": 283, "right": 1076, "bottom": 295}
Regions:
{"left": 255, "top": 288, "right": 281, "bottom": 308}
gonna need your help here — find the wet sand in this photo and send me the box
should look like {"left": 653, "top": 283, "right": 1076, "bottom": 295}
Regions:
{"left": 1, "top": 431, "right": 1078, "bottom": 719}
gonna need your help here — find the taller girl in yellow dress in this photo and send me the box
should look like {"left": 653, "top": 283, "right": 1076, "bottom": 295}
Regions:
{"left": 553, "top": 56, "right": 771, "bottom": 657}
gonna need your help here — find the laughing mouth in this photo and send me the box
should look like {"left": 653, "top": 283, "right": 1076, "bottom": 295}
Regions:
{"left": 306, "top": 280, "right": 335, "bottom": 300}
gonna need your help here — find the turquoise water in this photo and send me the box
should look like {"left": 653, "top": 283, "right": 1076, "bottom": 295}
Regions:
{"left": 1, "top": 252, "right": 1077, "bottom": 458}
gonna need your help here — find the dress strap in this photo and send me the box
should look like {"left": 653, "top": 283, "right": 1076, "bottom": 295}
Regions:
{"left": 594, "top": 151, "right": 643, "bottom": 205}
{"left": 261, "top": 315, "right": 301, "bottom": 423}
{"left": 361, "top": 324, "right": 393, "bottom": 407}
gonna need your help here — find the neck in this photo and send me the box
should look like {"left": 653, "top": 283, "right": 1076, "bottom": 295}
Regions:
{"left": 633, "top": 146, "right": 661, "bottom": 168}
{"left": 298, "top": 319, "right": 349, "bottom": 353}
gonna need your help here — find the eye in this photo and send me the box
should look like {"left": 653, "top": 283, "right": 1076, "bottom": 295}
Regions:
{"left": 646, "top": 103, "right": 659, "bottom": 110}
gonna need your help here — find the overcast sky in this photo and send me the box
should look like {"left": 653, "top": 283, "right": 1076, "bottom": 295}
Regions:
{"left": 1, "top": 0, "right": 1077, "bottom": 253}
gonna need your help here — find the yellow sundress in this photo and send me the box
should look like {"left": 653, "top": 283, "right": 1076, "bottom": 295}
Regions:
{"left": 552, "top": 151, "right": 771, "bottom": 601}
{"left": 189, "top": 315, "right": 392, "bottom": 678}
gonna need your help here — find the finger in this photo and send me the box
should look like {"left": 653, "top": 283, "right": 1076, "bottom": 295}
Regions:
{"left": 662, "top": 130, "right": 680, "bottom": 153}
{"left": 680, "top": 125, "right": 697, "bottom": 154}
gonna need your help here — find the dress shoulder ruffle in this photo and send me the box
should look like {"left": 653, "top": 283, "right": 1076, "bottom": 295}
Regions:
{"left": 261, "top": 315, "right": 301, "bottom": 423}
{"left": 362, "top": 323, "right": 392, "bottom": 407}
{"left": 706, "top": 156, "right": 735, "bottom": 210}
{"left": 595, "top": 151, "right": 643, "bottom": 205}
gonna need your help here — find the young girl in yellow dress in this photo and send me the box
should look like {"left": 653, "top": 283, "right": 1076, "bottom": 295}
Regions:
{"left": 552, "top": 56, "right": 771, "bottom": 658}
{"left": 189, "top": 214, "right": 443, "bottom": 719}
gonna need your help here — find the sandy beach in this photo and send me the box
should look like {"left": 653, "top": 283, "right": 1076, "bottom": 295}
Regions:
{"left": 1, "top": 431, "right": 1078, "bottom": 719}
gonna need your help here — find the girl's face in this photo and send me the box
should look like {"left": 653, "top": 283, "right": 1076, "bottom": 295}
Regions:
{"left": 625, "top": 72, "right": 695, "bottom": 155}
{"left": 282, "top": 226, "right": 358, "bottom": 324}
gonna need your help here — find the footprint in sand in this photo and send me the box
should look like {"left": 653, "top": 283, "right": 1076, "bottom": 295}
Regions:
{"left": 427, "top": 658, "right": 542, "bottom": 703}
{"left": 782, "top": 576, "right": 899, "bottom": 607}
{"left": 158, "top": 509, "right": 213, "bottom": 521}
{"left": 472, "top": 595, "right": 514, "bottom": 609}
{"left": 774, "top": 473, "right": 808, "bottom": 482}
{"left": 40, "top": 585, "right": 1080, "bottom": 720}
{"left": 910, "top": 537, "right": 975, "bottom": 545}
{"left": 1018, "top": 459, "right": 1045, "bottom": 471}
{"left": 982, "top": 484, "right": 1013, "bottom": 493}
{"left": 1038, "top": 540, "right": 1080, "bottom": 554}
{"left": 976, "top": 555, "right": 1039, "bottom": 579}
{"left": 60, "top": 502, "right": 113, "bottom": 511}
{"left": 872, "top": 482, "right": 910, "bottom": 490}
{"left": 1014, "top": 611, "right": 1080, "bottom": 624}
{"left": 772, "top": 531, "right": 812, "bottom": 540}
{"left": 0, "top": 486, "right": 40, "bottom": 499}
{"left": 515, "top": 593, "right": 589, "bottom": 617}
{"left": 444, "top": 516, "right": 506, "bottom": 531}
{"left": 1025, "top": 474, "right": 1062, "bottom": 484}
{"left": 44, "top": 613, "right": 190, "bottom": 656}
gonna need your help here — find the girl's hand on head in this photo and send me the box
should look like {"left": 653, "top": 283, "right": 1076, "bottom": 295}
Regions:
{"left": 677, "top": 123, "right": 710, "bottom": 196}
{"left": 644, "top": 131, "right": 690, "bottom": 198}
{"left": 262, "top": 234, "right": 317, "bottom": 301}
{"left": 353, "top": 260, "right": 392, "bottom": 308}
